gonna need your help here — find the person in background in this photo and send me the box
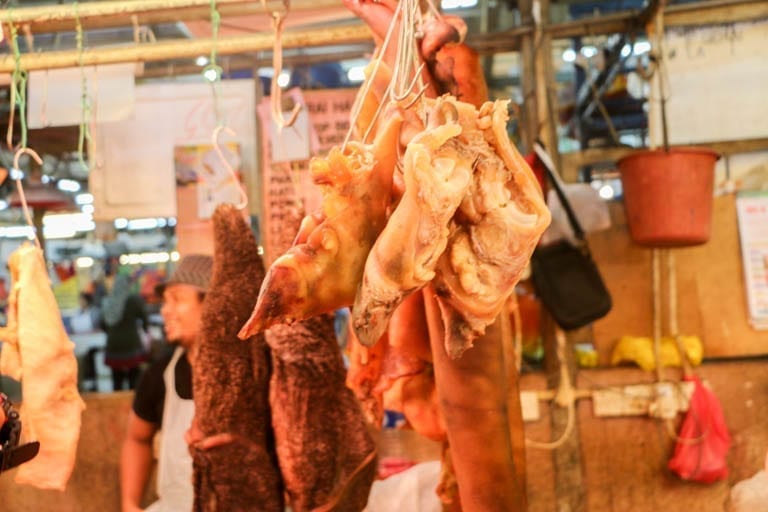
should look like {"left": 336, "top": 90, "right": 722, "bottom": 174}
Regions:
{"left": 102, "top": 274, "right": 149, "bottom": 391}
{"left": 120, "top": 254, "right": 211, "bottom": 512}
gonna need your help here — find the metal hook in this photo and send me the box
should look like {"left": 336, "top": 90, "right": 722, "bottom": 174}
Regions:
{"left": 211, "top": 126, "right": 248, "bottom": 211}
{"left": 263, "top": 0, "right": 302, "bottom": 130}
{"left": 12, "top": 147, "right": 43, "bottom": 250}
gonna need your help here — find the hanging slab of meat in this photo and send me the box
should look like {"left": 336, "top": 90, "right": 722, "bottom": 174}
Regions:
{"left": 239, "top": 112, "right": 403, "bottom": 338}
{"left": 424, "top": 287, "right": 527, "bottom": 511}
{"left": 346, "top": 291, "right": 441, "bottom": 438}
{"left": 191, "top": 204, "right": 284, "bottom": 511}
{"left": 344, "top": 0, "right": 485, "bottom": 107}
{"left": 0, "top": 243, "right": 84, "bottom": 491}
{"left": 378, "top": 292, "right": 445, "bottom": 442}
{"left": 433, "top": 99, "right": 551, "bottom": 358}
{"left": 420, "top": 15, "right": 489, "bottom": 109}
{"left": 346, "top": 327, "right": 388, "bottom": 428}
{"left": 352, "top": 97, "right": 474, "bottom": 347}
{"left": 266, "top": 316, "right": 377, "bottom": 512}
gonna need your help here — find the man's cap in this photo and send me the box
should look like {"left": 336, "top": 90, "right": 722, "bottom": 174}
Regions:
{"left": 156, "top": 254, "right": 213, "bottom": 295}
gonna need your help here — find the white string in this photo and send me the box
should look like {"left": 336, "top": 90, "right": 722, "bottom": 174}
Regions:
{"left": 526, "top": 327, "right": 576, "bottom": 450}
{"left": 343, "top": 0, "right": 404, "bottom": 149}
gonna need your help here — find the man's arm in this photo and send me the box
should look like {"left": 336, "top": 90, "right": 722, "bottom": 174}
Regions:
{"left": 120, "top": 411, "right": 158, "bottom": 512}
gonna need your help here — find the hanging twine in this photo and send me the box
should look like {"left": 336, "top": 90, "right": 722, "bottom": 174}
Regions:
{"left": 204, "top": 0, "right": 225, "bottom": 127}
{"left": 6, "top": 18, "right": 28, "bottom": 150}
{"left": 75, "top": 1, "right": 92, "bottom": 171}
{"left": 343, "top": 0, "right": 426, "bottom": 149}
{"left": 525, "top": 326, "right": 576, "bottom": 450}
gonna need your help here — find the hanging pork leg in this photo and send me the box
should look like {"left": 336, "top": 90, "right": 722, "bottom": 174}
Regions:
{"left": 267, "top": 316, "right": 377, "bottom": 512}
{"left": 239, "top": 112, "right": 403, "bottom": 337}
{"left": 191, "top": 204, "right": 284, "bottom": 511}
{"left": 424, "top": 286, "right": 527, "bottom": 511}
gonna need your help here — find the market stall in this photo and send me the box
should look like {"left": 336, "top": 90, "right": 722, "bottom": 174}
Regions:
{"left": 0, "top": 0, "right": 767, "bottom": 511}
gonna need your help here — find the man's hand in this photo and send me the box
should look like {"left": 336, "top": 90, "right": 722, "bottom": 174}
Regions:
{"left": 185, "top": 416, "right": 235, "bottom": 455}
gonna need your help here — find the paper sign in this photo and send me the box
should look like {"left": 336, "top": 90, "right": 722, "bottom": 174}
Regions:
{"left": 736, "top": 191, "right": 768, "bottom": 329}
{"left": 28, "top": 64, "right": 135, "bottom": 128}
{"left": 270, "top": 108, "right": 311, "bottom": 163}
{"left": 173, "top": 143, "right": 243, "bottom": 220}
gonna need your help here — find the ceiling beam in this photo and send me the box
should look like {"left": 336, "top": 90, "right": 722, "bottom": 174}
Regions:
{"left": 138, "top": 46, "right": 374, "bottom": 79}
{"left": 0, "top": 24, "right": 372, "bottom": 73}
{"left": 3, "top": 0, "right": 353, "bottom": 34}
{"left": 474, "top": 0, "right": 767, "bottom": 54}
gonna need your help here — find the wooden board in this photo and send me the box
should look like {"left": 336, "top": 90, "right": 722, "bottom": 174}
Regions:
{"left": 0, "top": 391, "right": 154, "bottom": 511}
{"left": 575, "top": 362, "right": 768, "bottom": 512}
{"left": 588, "top": 194, "right": 768, "bottom": 364}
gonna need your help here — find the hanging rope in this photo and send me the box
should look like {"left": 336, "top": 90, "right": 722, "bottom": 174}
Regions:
{"left": 6, "top": 18, "right": 28, "bottom": 150}
{"left": 343, "top": 0, "right": 403, "bottom": 149}
{"left": 664, "top": 248, "right": 708, "bottom": 445}
{"left": 75, "top": 1, "right": 92, "bottom": 171}
{"left": 262, "top": 0, "right": 301, "bottom": 131}
{"left": 204, "top": 0, "right": 225, "bottom": 127}
{"left": 343, "top": 0, "right": 426, "bottom": 149}
{"left": 652, "top": 248, "right": 663, "bottom": 383}
{"left": 526, "top": 326, "right": 576, "bottom": 450}
{"left": 88, "top": 63, "right": 104, "bottom": 171}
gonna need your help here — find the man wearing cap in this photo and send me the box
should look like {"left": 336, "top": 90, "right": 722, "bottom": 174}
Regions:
{"left": 119, "top": 254, "right": 212, "bottom": 512}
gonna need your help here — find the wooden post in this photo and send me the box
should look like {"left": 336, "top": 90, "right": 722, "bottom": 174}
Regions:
{"left": 251, "top": 62, "right": 265, "bottom": 244}
{"left": 519, "top": 0, "right": 560, "bottom": 163}
{"left": 533, "top": 0, "right": 561, "bottom": 170}
{"left": 518, "top": 0, "right": 538, "bottom": 153}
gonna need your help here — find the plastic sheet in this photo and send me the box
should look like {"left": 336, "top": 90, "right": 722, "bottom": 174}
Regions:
{"left": 364, "top": 461, "right": 442, "bottom": 512}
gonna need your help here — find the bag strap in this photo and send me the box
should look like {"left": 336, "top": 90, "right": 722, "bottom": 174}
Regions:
{"left": 533, "top": 142, "right": 587, "bottom": 242}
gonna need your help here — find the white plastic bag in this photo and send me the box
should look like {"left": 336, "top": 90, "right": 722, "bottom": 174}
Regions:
{"left": 727, "top": 469, "right": 768, "bottom": 512}
{"left": 364, "top": 461, "right": 442, "bottom": 512}
{"left": 540, "top": 184, "right": 612, "bottom": 246}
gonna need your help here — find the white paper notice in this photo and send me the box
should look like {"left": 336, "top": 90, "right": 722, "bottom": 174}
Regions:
{"left": 735, "top": 191, "right": 768, "bottom": 329}
{"left": 269, "top": 102, "right": 311, "bottom": 163}
{"left": 28, "top": 63, "right": 135, "bottom": 128}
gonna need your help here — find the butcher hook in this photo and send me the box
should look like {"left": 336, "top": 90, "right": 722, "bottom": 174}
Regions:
{"left": 212, "top": 125, "right": 249, "bottom": 211}
{"left": 13, "top": 147, "right": 44, "bottom": 250}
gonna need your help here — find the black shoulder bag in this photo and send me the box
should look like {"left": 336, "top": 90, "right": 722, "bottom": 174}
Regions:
{"left": 530, "top": 143, "right": 612, "bottom": 330}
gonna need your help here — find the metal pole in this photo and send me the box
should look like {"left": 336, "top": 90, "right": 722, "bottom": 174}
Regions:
{"left": 3, "top": 0, "right": 348, "bottom": 33}
{"left": 0, "top": 24, "right": 372, "bottom": 73}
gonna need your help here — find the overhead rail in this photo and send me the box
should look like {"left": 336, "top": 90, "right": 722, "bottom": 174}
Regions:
{"left": 0, "top": 24, "right": 372, "bottom": 73}
{"left": 2, "top": 0, "right": 352, "bottom": 33}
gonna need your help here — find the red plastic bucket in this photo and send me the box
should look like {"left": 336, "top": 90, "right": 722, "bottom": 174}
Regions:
{"left": 618, "top": 147, "right": 719, "bottom": 247}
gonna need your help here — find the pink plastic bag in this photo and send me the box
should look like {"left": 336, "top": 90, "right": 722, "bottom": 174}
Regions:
{"left": 668, "top": 375, "right": 731, "bottom": 483}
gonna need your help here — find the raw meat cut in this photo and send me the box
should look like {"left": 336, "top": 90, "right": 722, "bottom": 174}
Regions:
{"left": 0, "top": 243, "right": 84, "bottom": 491}
{"left": 191, "top": 204, "right": 284, "bottom": 511}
